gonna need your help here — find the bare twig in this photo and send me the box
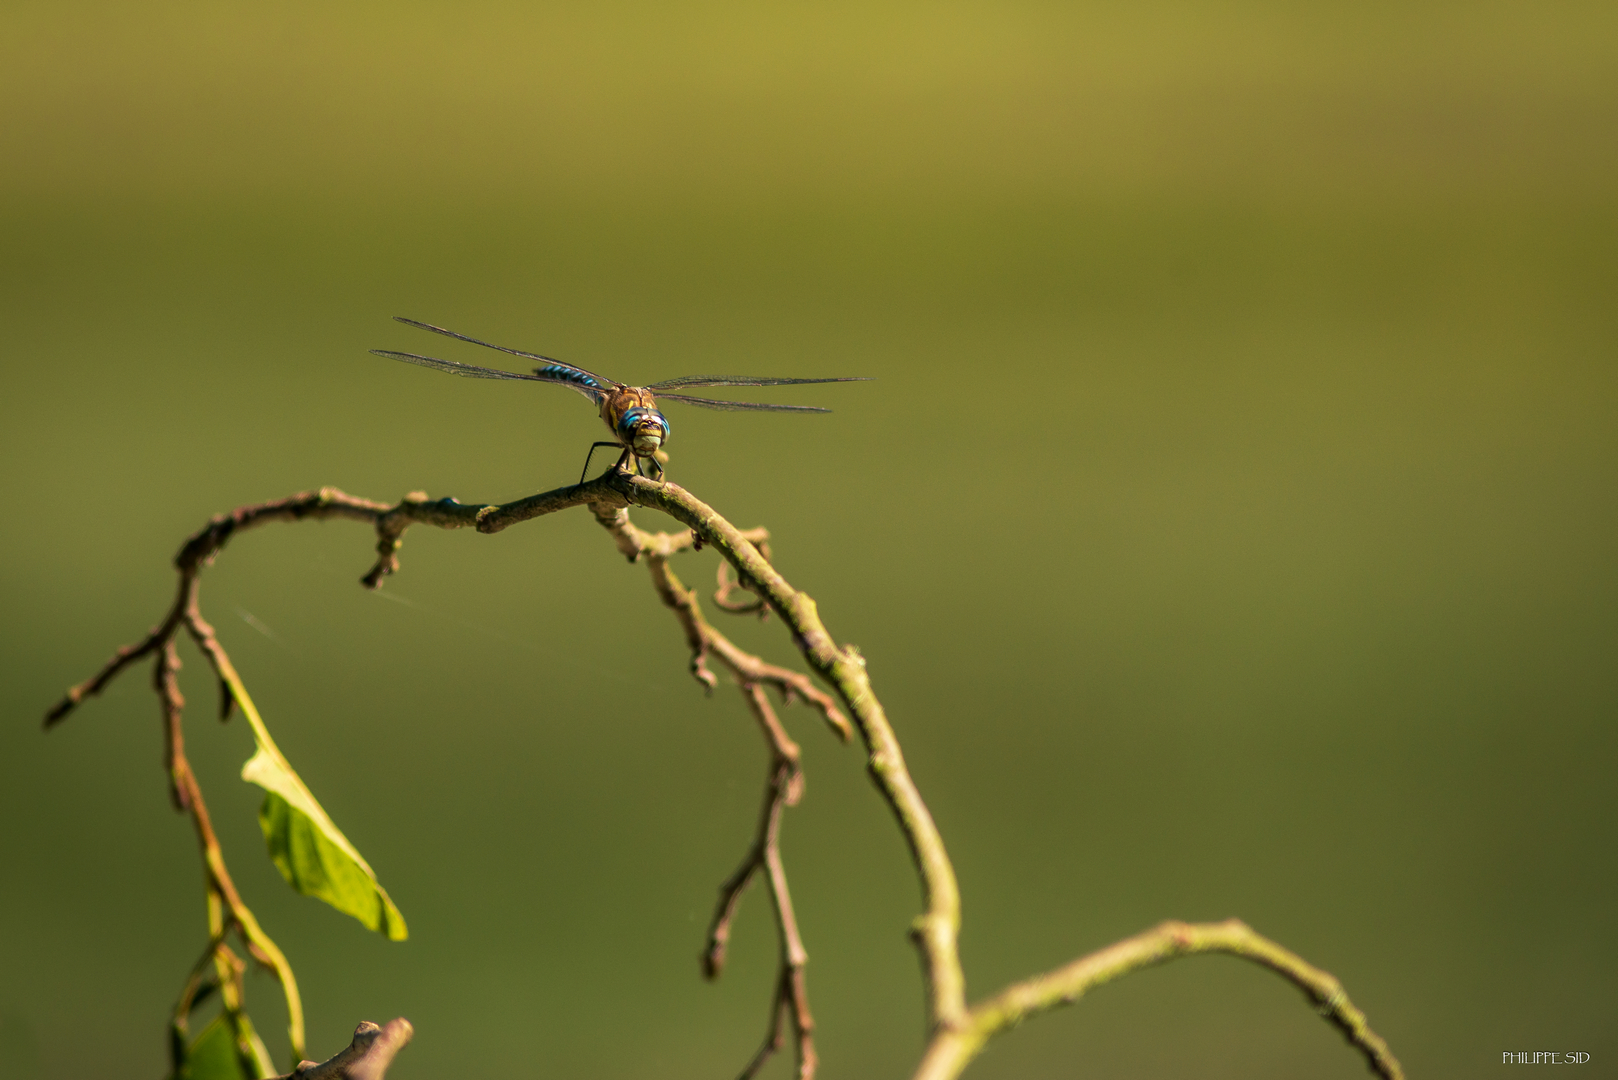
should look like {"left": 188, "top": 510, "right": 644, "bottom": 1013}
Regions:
{"left": 701, "top": 684, "right": 804, "bottom": 976}
{"left": 156, "top": 640, "right": 190, "bottom": 810}
{"left": 747, "top": 686, "right": 819, "bottom": 1078}
{"left": 914, "top": 918, "right": 1403, "bottom": 1080}
{"left": 699, "top": 685, "right": 818, "bottom": 1079}
{"left": 587, "top": 504, "right": 832, "bottom": 1076}
{"left": 274, "top": 1019, "right": 414, "bottom": 1080}
{"left": 624, "top": 477, "right": 970, "bottom": 1031}
{"left": 714, "top": 555, "right": 770, "bottom": 616}
{"left": 147, "top": 627, "right": 306, "bottom": 1070}
{"left": 47, "top": 489, "right": 395, "bottom": 728}
{"left": 165, "top": 645, "right": 306, "bottom": 1063}
{"left": 626, "top": 524, "right": 850, "bottom": 740}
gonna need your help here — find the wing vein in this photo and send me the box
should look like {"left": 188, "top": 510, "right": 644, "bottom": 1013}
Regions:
{"left": 646, "top": 375, "right": 871, "bottom": 390}
{"left": 657, "top": 393, "right": 833, "bottom": 413}
{"left": 371, "top": 350, "right": 545, "bottom": 381}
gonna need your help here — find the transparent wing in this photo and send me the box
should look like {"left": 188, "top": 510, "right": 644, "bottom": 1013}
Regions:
{"left": 656, "top": 393, "right": 833, "bottom": 413}
{"left": 646, "top": 375, "right": 871, "bottom": 390}
{"left": 393, "top": 316, "right": 618, "bottom": 390}
{"left": 371, "top": 350, "right": 546, "bottom": 381}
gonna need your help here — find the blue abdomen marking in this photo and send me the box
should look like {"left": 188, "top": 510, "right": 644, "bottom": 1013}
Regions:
{"left": 536, "top": 363, "right": 607, "bottom": 390}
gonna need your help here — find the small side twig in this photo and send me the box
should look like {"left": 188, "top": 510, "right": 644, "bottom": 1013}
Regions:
{"left": 611, "top": 508, "right": 849, "bottom": 742}
{"left": 704, "top": 685, "right": 817, "bottom": 1080}
{"left": 588, "top": 503, "right": 831, "bottom": 1078}
{"left": 148, "top": 636, "right": 307, "bottom": 1069}
{"left": 714, "top": 556, "right": 770, "bottom": 616}
{"left": 703, "top": 684, "right": 804, "bottom": 978}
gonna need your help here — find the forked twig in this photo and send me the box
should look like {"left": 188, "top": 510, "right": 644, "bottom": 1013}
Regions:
{"left": 702, "top": 685, "right": 817, "bottom": 1079}
{"left": 590, "top": 503, "right": 850, "bottom": 737}
{"left": 592, "top": 504, "right": 833, "bottom": 1076}
{"left": 155, "top": 636, "right": 305, "bottom": 1068}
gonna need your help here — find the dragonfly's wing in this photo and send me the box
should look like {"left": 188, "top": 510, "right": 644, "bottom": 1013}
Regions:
{"left": 656, "top": 393, "right": 833, "bottom": 413}
{"left": 646, "top": 375, "right": 871, "bottom": 390}
{"left": 372, "top": 349, "right": 606, "bottom": 402}
{"left": 394, "top": 317, "right": 619, "bottom": 391}
{"left": 372, "top": 350, "right": 546, "bottom": 381}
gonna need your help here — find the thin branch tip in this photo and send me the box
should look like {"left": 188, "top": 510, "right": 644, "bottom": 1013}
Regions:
{"left": 276, "top": 1018, "right": 413, "bottom": 1080}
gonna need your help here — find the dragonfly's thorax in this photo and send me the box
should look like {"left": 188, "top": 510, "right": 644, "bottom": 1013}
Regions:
{"left": 601, "top": 387, "right": 669, "bottom": 457}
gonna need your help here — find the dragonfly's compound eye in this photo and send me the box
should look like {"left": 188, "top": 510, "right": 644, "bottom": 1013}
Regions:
{"left": 620, "top": 408, "right": 669, "bottom": 454}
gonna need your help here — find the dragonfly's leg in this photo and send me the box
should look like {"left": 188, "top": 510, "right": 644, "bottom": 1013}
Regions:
{"left": 578, "top": 441, "right": 623, "bottom": 485}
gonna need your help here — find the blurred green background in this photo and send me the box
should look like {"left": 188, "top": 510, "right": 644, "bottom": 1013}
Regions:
{"left": 2, "top": 1, "right": 1614, "bottom": 1077}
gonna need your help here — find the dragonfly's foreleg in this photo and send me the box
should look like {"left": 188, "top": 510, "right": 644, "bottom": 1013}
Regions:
{"left": 578, "top": 441, "right": 625, "bottom": 485}
{"left": 637, "top": 454, "right": 665, "bottom": 483}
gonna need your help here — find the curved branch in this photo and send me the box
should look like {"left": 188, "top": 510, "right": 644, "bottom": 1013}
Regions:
{"left": 49, "top": 488, "right": 399, "bottom": 727}
{"left": 622, "top": 477, "right": 970, "bottom": 1031}
{"left": 45, "top": 481, "right": 625, "bottom": 728}
{"left": 913, "top": 918, "right": 1404, "bottom": 1080}
{"left": 615, "top": 477, "right": 1402, "bottom": 1077}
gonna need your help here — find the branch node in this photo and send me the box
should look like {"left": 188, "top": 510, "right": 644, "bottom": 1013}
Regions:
{"left": 215, "top": 675, "right": 235, "bottom": 722}
{"left": 715, "top": 560, "right": 769, "bottom": 617}
{"left": 693, "top": 653, "right": 719, "bottom": 694}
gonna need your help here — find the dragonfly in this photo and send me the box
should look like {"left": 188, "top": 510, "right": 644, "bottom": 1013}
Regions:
{"left": 373, "top": 317, "right": 868, "bottom": 484}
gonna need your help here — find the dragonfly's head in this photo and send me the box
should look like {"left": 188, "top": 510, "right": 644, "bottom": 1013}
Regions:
{"left": 618, "top": 407, "right": 669, "bottom": 456}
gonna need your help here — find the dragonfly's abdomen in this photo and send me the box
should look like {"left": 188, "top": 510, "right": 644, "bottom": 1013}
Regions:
{"left": 536, "top": 363, "right": 611, "bottom": 393}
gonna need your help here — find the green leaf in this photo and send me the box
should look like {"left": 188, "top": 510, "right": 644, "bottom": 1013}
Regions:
{"left": 182, "top": 1016, "right": 246, "bottom": 1080}
{"left": 182, "top": 1014, "right": 273, "bottom": 1080}
{"left": 222, "top": 664, "right": 408, "bottom": 941}
{"left": 254, "top": 786, "right": 407, "bottom": 940}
